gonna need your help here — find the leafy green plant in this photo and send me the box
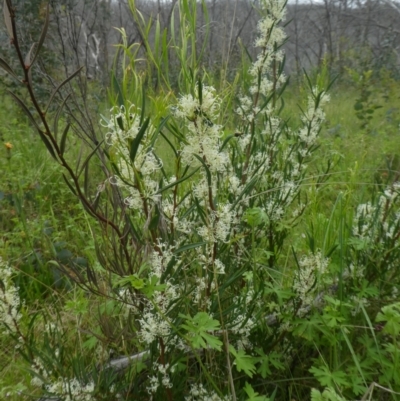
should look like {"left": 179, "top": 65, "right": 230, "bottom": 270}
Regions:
{"left": 348, "top": 69, "right": 382, "bottom": 131}
{"left": 2, "top": 0, "right": 400, "bottom": 400}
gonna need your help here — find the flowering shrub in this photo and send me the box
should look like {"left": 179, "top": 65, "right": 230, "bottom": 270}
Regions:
{"left": 2, "top": 0, "right": 400, "bottom": 400}
{"left": 0, "top": 257, "right": 22, "bottom": 335}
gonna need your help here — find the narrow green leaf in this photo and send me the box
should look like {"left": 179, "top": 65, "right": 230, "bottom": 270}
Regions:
{"left": 77, "top": 140, "right": 104, "bottom": 178}
{"left": 155, "top": 166, "right": 200, "bottom": 195}
{"left": 198, "top": 79, "right": 202, "bottom": 105}
{"left": 220, "top": 134, "right": 236, "bottom": 151}
{"left": 174, "top": 241, "right": 207, "bottom": 254}
{"left": 130, "top": 117, "right": 150, "bottom": 162}
{"left": 155, "top": 16, "right": 160, "bottom": 60}
{"left": 3, "top": 0, "right": 13, "bottom": 39}
{"left": 159, "top": 131, "right": 178, "bottom": 157}
{"left": 62, "top": 174, "right": 77, "bottom": 197}
{"left": 167, "top": 121, "right": 186, "bottom": 143}
{"left": 83, "top": 162, "right": 90, "bottom": 196}
{"left": 53, "top": 94, "right": 71, "bottom": 136}
{"left": 112, "top": 72, "right": 124, "bottom": 108}
{"left": 37, "top": 130, "right": 57, "bottom": 161}
{"left": 45, "top": 67, "right": 83, "bottom": 113}
{"left": 150, "top": 116, "right": 170, "bottom": 148}
{"left": 116, "top": 116, "right": 124, "bottom": 130}
{"left": 7, "top": 90, "right": 41, "bottom": 132}
{"left": 241, "top": 41, "right": 253, "bottom": 63}
{"left": 231, "top": 175, "right": 258, "bottom": 209}
{"left": 24, "top": 44, "right": 35, "bottom": 87}
{"left": 359, "top": 304, "right": 384, "bottom": 364}
{"left": 148, "top": 207, "right": 160, "bottom": 231}
{"left": 161, "top": 29, "right": 170, "bottom": 87}
{"left": 59, "top": 123, "right": 70, "bottom": 156}
{"left": 0, "top": 57, "right": 19, "bottom": 81}
{"left": 193, "top": 154, "right": 212, "bottom": 187}
{"left": 24, "top": 43, "right": 36, "bottom": 68}
{"left": 139, "top": 85, "right": 146, "bottom": 126}
{"left": 340, "top": 328, "right": 368, "bottom": 389}
{"left": 7, "top": 89, "right": 58, "bottom": 161}
{"left": 197, "top": 0, "right": 210, "bottom": 62}
{"left": 30, "top": 3, "right": 49, "bottom": 67}
{"left": 80, "top": 198, "right": 98, "bottom": 219}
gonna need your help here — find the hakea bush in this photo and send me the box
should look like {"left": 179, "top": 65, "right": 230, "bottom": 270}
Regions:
{"left": 3, "top": 0, "right": 400, "bottom": 400}
{"left": 5, "top": 0, "right": 329, "bottom": 399}
{"left": 91, "top": 0, "right": 331, "bottom": 398}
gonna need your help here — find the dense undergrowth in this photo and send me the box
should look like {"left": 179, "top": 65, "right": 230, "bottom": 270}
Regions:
{"left": 1, "top": 0, "right": 400, "bottom": 400}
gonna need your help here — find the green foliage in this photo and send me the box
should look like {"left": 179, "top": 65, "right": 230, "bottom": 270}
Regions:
{"left": 244, "top": 382, "right": 270, "bottom": 401}
{"left": 2, "top": 0, "right": 400, "bottom": 400}
{"left": 348, "top": 69, "right": 382, "bottom": 131}
{"left": 310, "top": 388, "right": 347, "bottom": 401}
{"left": 376, "top": 303, "right": 400, "bottom": 336}
{"left": 229, "top": 346, "right": 258, "bottom": 378}
{"left": 182, "top": 312, "right": 223, "bottom": 351}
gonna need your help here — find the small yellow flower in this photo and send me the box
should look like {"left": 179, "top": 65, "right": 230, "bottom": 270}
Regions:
{"left": 4, "top": 142, "right": 13, "bottom": 150}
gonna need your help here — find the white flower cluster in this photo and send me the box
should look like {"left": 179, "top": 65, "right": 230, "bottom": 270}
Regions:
{"left": 298, "top": 88, "right": 330, "bottom": 148}
{"left": 186, "top": 384, "right": 232, "bottom": 401}
{"left": 354, "top": 201, "right": 375, "bottom": 239}
{"left": 232, "top": 2, "right": 329, "bottom": 243}
{"left": 353, "top": 182, "right": 400, "bottom": 243}
{"left": 197, "top": 203, "right": 234, "bottom": 244}
{"left": 149, "top": 242, "right": 175, "bottom": 278}
{"left": 31, "top": 356, "right": 52, "bottom": 388}
{"left": 101, "top": 104, "right": 162, "bottom": 212}
{"left": 102, "top": 104, "right": 141, "bottom": 145}
{"left": 236, "top": 0, "right": 287, "bottom": 123}
{"left": 31, "top": 356, "right": 98, "bottom": 400}
{"left": 228, "top": 309, "right": 256, "bottom": 350}
{"left": 175, "top": 86, "right": 228, "bottom": 174}
{"left": 343, "top": 263, "right": 365, "bottom": 280}
{"left": 293, "top": 251, "right": 330, "bottom": 308}
{"left": 0, "top": 257, "right": 22, "bottom": 334}
{"left": 117, "top": 287, "right": 138, "bottom": 317}
{"left": 138, "top": 244, "right": 178, "bottom": 345}
{"left": 249, "top": 0, "right": 287, "bottom": 91}
{"left": 138, "top": 282, "right": 176, "bottom": 345}
{"left": 147, "top": 362, "right": 172, "bottom": 394}
{"left": 45, "top": 378, "right": 95, "bottom": 401}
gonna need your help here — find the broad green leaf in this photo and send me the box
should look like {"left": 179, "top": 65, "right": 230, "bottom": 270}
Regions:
{"left": 114, "top": 274, "right": 145, "bottom": 290}
{"left": 229, "top": 345, "right": 257, "bottom": 377}
{"left": 181, "top": 312, "right": 222, "bottom": 351}
{"left": 141, "top": 275, "right": 166, "bottom": 297}
{"left": 376, "top": 302, "right": 400, "bottom": 336}
{"left": 309, "top": 365, "right": 349, "bottom": 389}
{"left": 243, "top": 207, "right": 268, "bottom": 227}
{"left": 244, "top": 382, "right": 269, "bottom": 401}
